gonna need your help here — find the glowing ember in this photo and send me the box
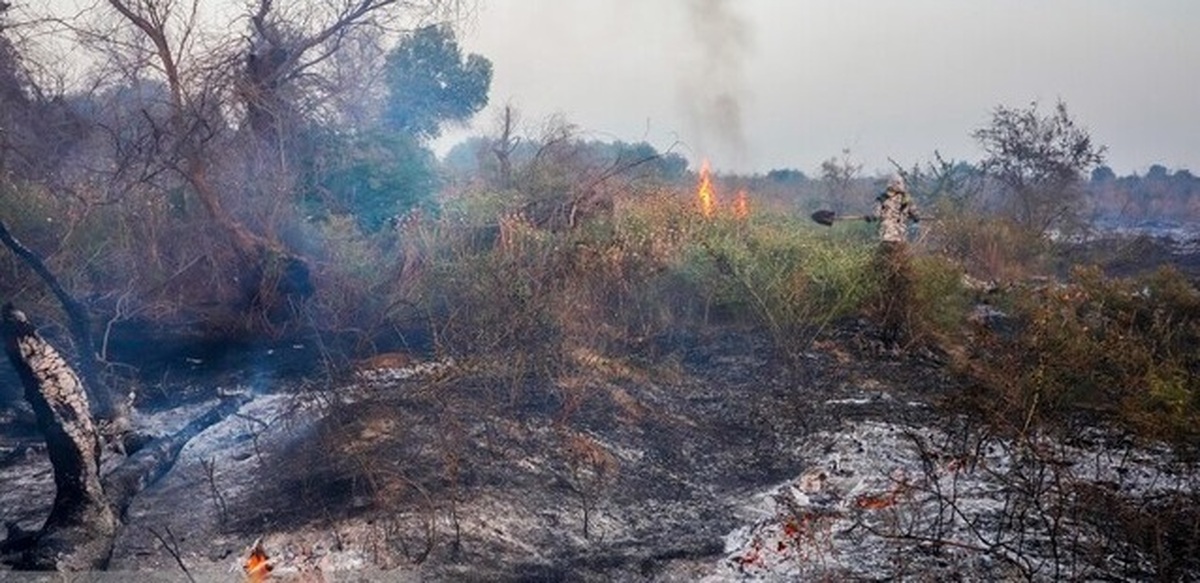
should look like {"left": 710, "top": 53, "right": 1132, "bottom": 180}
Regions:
{"left": 733, "top": 189, "right": 750, "bottom": 219}
{"left": 696, "top": 160, "right": 717, "bottom": 218}
{"left": 244, "top": 538, "right": 272, "bottom": 582}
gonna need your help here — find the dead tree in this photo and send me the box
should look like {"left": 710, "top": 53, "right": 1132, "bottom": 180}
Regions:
{"left": 2, "top": 304, "right": 118, "bottom": 570}
{"left": 1, "top": 303, "right": 250, "bottom": 571}
{"left": 492, "top": 104, "right": 519, "bottom": 189}
{"left": 98, "top": 0, "right": 467, "bottom": 311}
{"left": 0, "top": 218, "right": 122, "bottom": 432}
{"left": 104, "top": 0, "right": 314, "bottom": 308}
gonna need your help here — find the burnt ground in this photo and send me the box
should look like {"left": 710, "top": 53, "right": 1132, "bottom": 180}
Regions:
{"left": 1062, "top": 231, "right": 1200, "bottom": 281}
{"left": 0, "top": 317, "right": 960, "bottom": 581}
{"left": 2, "top": 232, "right": 1197, "bottom": 580}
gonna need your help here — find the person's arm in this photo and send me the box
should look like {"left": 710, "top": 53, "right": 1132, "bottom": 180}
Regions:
{"left": 867, "top": 191, "right": 887, "bottom": 222}
{"left": 904, "top": 195, "right": 920, "bottom": 222}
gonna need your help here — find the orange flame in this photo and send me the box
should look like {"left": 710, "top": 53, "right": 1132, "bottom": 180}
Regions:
{"left": 696, "top": 160, "right": 717, "bottom": 218}
{"left": 733, "top": 189, "right": 750, "bottom": 219}
{"left": 244, "top": 538, "right": 272, "bottom": 582}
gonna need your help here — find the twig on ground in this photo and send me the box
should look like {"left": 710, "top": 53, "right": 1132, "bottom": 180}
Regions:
{"left": 234, "top": 412, "right": 269, "bottom": 461}
{"left": 148, "top": 525, "right": 196, "bottom": 583}
{"left": 200, "top": 457, "right": 228, "bottom": 525}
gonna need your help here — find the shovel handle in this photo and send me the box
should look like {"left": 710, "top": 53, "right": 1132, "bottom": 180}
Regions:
{"left": 811, "top": 210, "right": 872, "bottom": 226}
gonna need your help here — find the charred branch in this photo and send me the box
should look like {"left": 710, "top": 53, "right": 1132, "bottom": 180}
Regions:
{"left": 101, "top": 392, "right": 249, "bottom": 518}
{"left": 0, "top": 218, "right": 120, "bottom": 427}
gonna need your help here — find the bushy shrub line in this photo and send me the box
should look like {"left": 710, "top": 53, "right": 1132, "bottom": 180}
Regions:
{"left": 957, "top": 264, "right": 1200, "bottom": 444}
{"left": 394, "top": 189, "right": 887, "bottom": 365}
{"left": 7, "top": 170, "right": 1199, "bottom": 446}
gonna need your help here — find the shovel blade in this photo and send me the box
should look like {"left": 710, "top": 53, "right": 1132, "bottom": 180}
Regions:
{"left": 811, "top": 210, "right": 837, "bottom": 226}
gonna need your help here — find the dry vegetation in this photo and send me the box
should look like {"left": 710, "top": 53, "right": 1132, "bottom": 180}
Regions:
{"left": 5, "top": 128, "right": 1200, "bottom": 576}
{"left": 1, "top": 2, "right": 1198, "bottom": 575}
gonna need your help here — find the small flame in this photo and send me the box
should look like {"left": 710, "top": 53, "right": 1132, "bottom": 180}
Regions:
{"left": 696, "top": 160, "right": 717, "bottom": 218}
{"left": 733, "top": 189, "right": 750, "bottom": 219}
{"left": 244, "top": 538, "right": 272, "bottom": 582}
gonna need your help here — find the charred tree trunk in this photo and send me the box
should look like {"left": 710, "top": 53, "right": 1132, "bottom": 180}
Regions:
{"left": 2, "top": 304, "right": 117, "bottom": 570}
{"left": 243, "top": 40, "right": 291, "bottom": 151}
{"left": 492, "top": 105, "right": 518, "bottom": 190}
{"left": 1, "top": 304, "right": 252, "bottom": 571}
{"left": 101, "top": 392, "right": 249, "bottom": 518}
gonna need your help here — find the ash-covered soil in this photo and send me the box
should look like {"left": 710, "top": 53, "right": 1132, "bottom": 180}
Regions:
{"left": 3, "top": 231, "right": 1200, "bottom": 580}
{"left": 0, "top": 320, "right": 964, "bottom": 580}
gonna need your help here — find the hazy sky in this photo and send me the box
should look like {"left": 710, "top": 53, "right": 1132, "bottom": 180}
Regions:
{"left": 438, "top": 0, "right": 1199, "bottom": 176}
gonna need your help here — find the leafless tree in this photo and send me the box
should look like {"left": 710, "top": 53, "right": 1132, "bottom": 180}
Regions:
{"left": 491, "top": 103, "right": 520, "bottom": 190}
{"left": 820, "top": 148, "right": 864, "bottom": 215}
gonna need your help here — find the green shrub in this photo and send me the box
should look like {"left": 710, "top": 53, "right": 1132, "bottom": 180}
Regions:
{"left": 396, "top": 186, "right": 891, "bottom": 366}
{"left": 663, "top": 205, "right": 877, "bottom": 356}
{"left": 909, "top": 254, "right": 972, "bottom": 341}
{"left": 302, "top": 130, "right": 439, "bottom": 233}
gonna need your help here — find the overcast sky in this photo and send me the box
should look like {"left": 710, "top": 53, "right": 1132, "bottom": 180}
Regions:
{"left": 437, "top": 0, "right": 1198, "bottom": 176}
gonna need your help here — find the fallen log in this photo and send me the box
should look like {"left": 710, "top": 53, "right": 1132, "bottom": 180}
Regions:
{"left": 1, "top": 303, "right": 250, "bottom": 571}
{"left": 102, "top": 392, "right": 249, "bottom": 518}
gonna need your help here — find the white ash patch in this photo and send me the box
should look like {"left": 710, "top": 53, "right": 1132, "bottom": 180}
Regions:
{"left": 823, "top": 398, "right": 874, "bottom": 406}
{"left": 174, "top": 393, "right": 316, "bottom": 463}
{"left": 108, "top": 390, "right": 335, "bottom": 572}
{"left": 713, "top": 421, "right": 1197, "bottom": 581}
{"left": 0, "top": 446, "right": 53, "bottom": 535}
{"left": 353, "top": 358, "right": 457, "bottom": 384}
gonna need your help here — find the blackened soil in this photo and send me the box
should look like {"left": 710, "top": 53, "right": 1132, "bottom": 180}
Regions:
{"left": 0, "top": 316, "right": 964, "bottom": 579}
{"left": 154, "top": 320, "right": 960, "bottom": 580}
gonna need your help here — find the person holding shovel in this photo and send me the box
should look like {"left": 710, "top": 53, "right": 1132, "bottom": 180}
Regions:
{"left": 871, "top": 174, "right": 921, "bottom": 244}
{"left": 867, "top": 173, "right": 921, "bottom": 346}
{"left": 810, "top": 174, "right": 922, "bottom": 345}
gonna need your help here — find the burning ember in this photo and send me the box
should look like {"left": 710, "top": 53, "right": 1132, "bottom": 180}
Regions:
{"left": 696, "top": 160, "right": 717, "bottom": 217}
{"left": 244, "top": 538, "right": 272, "bottom": 582}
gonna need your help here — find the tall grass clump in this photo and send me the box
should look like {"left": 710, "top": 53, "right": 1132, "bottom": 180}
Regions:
{"left": 398, "top": 184, "right": 894, "bottom": 370}
{"left": 653, "top": 201, "right": 878, "bottom": 358}
{"left": 299, "top": 215, "right": 412, "bottom": 351}
{"left": 927, "top": 204, "right": 1054, "bottom": 284}
{"left": 681, "top": 207, "right": 972, "bottom": 355}
{"left": 905, "top": 253, "right": 974, "bottom": 344}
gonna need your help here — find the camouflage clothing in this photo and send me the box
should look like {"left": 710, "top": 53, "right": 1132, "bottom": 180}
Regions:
{"left": 875, "top": 175, "right": 920, "bottom": 243}
{"left": 872, "top": 175, "right": 920, "bottom": 345}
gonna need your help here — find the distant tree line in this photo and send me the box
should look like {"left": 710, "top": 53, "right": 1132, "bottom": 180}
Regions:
{"left": 1089, "top": 164, "right": 1200, "bottom": 222}
{"left": 750, "top": 160, "right": 1199, "bottom": 228}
